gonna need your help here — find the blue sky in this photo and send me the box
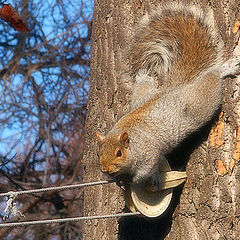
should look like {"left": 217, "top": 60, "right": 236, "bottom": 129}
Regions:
{"left": 0, "top": 0, "right": 93, "bottom": 157}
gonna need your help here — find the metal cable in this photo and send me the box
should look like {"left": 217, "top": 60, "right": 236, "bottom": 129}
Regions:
{"left": 0, "top": 212, "right": 141, "bottom": 228}
{"left": 0, "top": 180, "right": 115, "bottom": 197}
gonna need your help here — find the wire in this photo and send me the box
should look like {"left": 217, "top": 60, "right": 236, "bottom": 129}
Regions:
{"left": 0, "top": 179, "right": 140, "bottom": 228}
{"left": 0, "top": 180, "right": 115, "bottom": 197}
{"left": 0, "top": 212, "right": 141, "bottom": 228}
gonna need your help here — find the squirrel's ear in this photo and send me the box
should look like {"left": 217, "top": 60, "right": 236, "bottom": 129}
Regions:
{"left": 119, "top": 131, "right": 129, "bottom": 148}
{"left": 96, "top": 133, "right": 104, "bottom": 142}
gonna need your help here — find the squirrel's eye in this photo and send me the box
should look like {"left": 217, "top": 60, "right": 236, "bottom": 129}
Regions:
{"left": 116, "top": 149, "right": 122, "bottom": 157}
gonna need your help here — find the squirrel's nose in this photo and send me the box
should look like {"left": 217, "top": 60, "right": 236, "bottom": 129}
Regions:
{"left": 101, "top": 166, "right": 115, "bottom": 174}
{"left": 101, "top": 165, "right": 108, "bottom": 172}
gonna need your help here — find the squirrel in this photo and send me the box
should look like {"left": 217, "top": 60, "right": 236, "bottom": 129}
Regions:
{"left": 96, "top": 2, "right": 240, "bottom": 185}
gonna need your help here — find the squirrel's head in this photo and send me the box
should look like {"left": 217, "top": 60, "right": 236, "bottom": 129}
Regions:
{"left": 96, "top": 131, "right": 131, "bottom": 176}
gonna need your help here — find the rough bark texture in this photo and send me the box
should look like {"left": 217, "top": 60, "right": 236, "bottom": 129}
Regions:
{"left": 83, "top": 0, "right": 240, "bottom": 239}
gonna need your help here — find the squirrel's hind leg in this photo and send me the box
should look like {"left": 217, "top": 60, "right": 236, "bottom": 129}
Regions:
{"left": 220, "top": 57, "right": 240, "bottom": 78}
{"left": 130, "top": 70, "right": 158, "bottom": 109}
{"left": 219, "top": 46, "right": 240, "bottom": 78}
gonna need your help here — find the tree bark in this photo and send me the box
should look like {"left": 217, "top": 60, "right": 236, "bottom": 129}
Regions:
{"left": 83, "top": 0, "right": 240, "bottom": 239}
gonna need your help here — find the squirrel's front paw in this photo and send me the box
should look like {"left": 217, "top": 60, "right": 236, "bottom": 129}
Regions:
{"left": 150, "top": 173, "right": 160, "bottom": 192}
{"left": 144, "top": 173, "right": 160, "bottom": 192}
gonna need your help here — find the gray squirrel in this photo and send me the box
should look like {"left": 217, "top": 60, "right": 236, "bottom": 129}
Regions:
{"left": 96, "top": 2, "right": 240, "bottom": 184}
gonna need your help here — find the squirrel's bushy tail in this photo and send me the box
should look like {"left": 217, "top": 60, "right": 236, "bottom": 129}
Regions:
{"left": 128, "top": 3, "right": 224, "bottom": 86}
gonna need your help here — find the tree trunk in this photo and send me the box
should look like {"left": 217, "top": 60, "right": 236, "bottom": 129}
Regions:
{"left": 83, "top": 0, "right": 240, "bottom": 239}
